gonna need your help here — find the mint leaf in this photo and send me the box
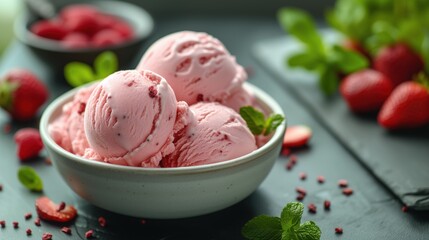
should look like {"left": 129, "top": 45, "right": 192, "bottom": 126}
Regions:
{"left": 264, "top": 114, "right": 285, "bottom": 136}
{"left": 94, "top": 51, "right": 118, "bottom": 79}
{"left": 281, "top": 202, "right": 304, "bottom": 231}
{"left": 242, "top": 215, "right": 282, "bottom": 240}
{"left": 18, "top": 166, "right": 43, "bottom": 192}
{"left": 240, "top": 106, "right": 266, "bottom": 135}
{"left": 295, "top": 221, "right": 321, "bottom": 240}
{"left": 64, "top": 62, "right": 95, "bottom": 87}
{"left": 319, "top": 66, "right": 339, "bottom": 96}
{"left": 329, "top": 45, "right": 368, "bottom": 74}
{"left": 287, "top": 51, "right": 324, "bottom": 71}
{"left": 277, "top": 8, "right": 324, "bottom": 53}
{"left": 282, "top": 229, "right": 298, "bottom": 240}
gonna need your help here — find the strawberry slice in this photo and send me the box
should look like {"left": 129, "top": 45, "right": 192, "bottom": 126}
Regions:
{"left": 283, "top": 125, "right": 312, "bottom": 148}
{"left": 35, "top": 197, "right": 77, "bottom": 223}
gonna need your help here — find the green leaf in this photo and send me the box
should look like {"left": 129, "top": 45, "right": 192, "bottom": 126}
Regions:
{"left": 280, "top": 202, "right": 304, "bottom": 231}
{"left": 264, "top": 114, "right": 285, "bottom": 136}
{"left": 277, "top": 8, "right": 324, "bottom": 53}
{"left": 64, "top": 62, "right": 95, "bottom": 87}
{"left": 18, "top": 166, "right": 43, "bottom": 192}
{"left": 295, "top": 221, "right": 322, "bottom": 240}
{"left": 282, "top": 229, "right": 298, "bottom": 240}
{"left": 242, "top": 215, "right": 282, "bottom": 240}
{"left": 319, "top": 66, "right": 339, "bottom": 96}
{"left": 287, "top": 51, "right": 324, "bottom": 71}
{"left": 329, "top": 45, "right": 369, "bottom": 74}
{"left": 94, "top": 51, "right": 118, "bottom": 80}
{"left": 240, "top": 106, "right": 266, "bottom": 135}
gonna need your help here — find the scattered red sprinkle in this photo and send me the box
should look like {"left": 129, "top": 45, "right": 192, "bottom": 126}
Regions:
{"left": 285, "top": 161, "right": 294, "bottom": 171}
{"left": 85, "top": 229, "right": 94, "bottom": 238}
{"left": 296, "top": 187, "right": 307, "bottom": 196}
{"left": 324, "top": 200, "right": 331, "bottom": 210}
{"left": 296, "top": 193, "right": 306, "bottom": 201}
{"left": 317, "top": 176, "right": 325, "bottom": 184}
{"left": 77, "top": 102, "right": 86, "bottom": 114}
{"left": 61, "top": 226, "right": 72, "bottom": 235}
{"left": 42, "top": 232, "right": 53, "bottom": 240}
{"left": 308, "top": 203, "right": 317, "bottom": 213}
{"left": 0, "top": 220, "right": 5, "bottom": 228}
{"left": 335, "top": 227, "right": 343, "bottom": 234}
{"left": 3, "top": 123, "right": 11, "bottom": 133}
{"left": 98, "top": 216, "right": 106, "bottom": 227}
{"left": 57, "top": 201, "right": 66, "bottom": 212}
{"left": 281, "top": 148, "right": 291, "bottom": 156}
{"left": 299, "top": 172, "right": 307, "bottom": 180}
{"left": 338, "top": 179, "right": 348, "bottom": 188}
{"left": 13, "top": 221, "right": 19, "bottom": 228}
{"left": 402, "top": 205, "right": 408, "bottom": 213}
{"left": 26, "top": 228, "right": 32, "bottom": 235}
{"left": 148, "top": 86, "right": 158, "bottom": 98}
{"left": 24, "top": 212, "right": 32, "bottom": 220}
{"left": 290, "top": 155, "right": 298, "bottom": 164}
{"left": 342, "top": 188, "right": 354, "bottom": 196}
{"left": 141, "top": 219, "right": 146, "bottom": 224}
{"left": 34, "top": 218, "right": 41, "bottom": 226}
{"left": 45, "top": 157, "right": 52, "bottom": 165}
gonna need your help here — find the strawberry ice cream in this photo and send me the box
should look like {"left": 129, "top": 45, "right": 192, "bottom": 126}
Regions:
{"left": 49, "top": 83, "right": 97, "bottom": 156}
{"left": 83, "top": 70, "right": 191, "bottom": 167}
{"left": 136, "top": 31, "right": 254, "bottom": 111}
{"left": 161, "top": 102, "right": 257, "bottom": 167}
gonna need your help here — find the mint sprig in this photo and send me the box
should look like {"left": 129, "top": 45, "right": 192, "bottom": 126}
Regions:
{"left": 239, "top": 106, "right": 284, "bottom": 136}
{"left": 242, "top": 202, "right": 321, "bottom": 240}
{"left": 277, "top": 8, "right": 369, "bottom": 95}
{"left": 64, "top": 51, "right": 118, "bottom": 87}
{"left": 18, "top": 166, "right": 43, "bottom": 192}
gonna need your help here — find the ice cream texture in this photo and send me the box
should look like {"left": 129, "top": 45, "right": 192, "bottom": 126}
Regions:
{"left": 137, "top": 31, "right": 255, "bottom": 111}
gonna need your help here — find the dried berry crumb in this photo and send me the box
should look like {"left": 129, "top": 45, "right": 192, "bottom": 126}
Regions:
{"left": 299, "top": 172, "right": 307, "bottom": 180}
{"left": 42, "top": 232, "right": 53, "bottom": 240}
{"left": 342, "top": 188, "right": 354, "bottom": 196}
{"left": 98, "top": 216, "right": 106, "bottom": 227}
{"left": 402, "top": 205, "right": 408, "bottom": 213}
{"left": 308, "top": 203, "right": 317, "bottom": 214}
{"left": 335, "top": 227, "right": 343, "bottom": 234}
{"left": 285, "top": 161, "right": 294, "bottom": 171}
{"left": 26, "top": 228, "right": 32, "bottom": 236}
{"left": 0, "top": 220, "right": 5, "bottom": 228}
{"left": 148, "top": 86, "right": 158, "bottom": 98}
{"left": 57, "top": 201, "right": 66, "bottom": 212}
{"left": 338, "top": 179, "right": 348, "bottom": 188}
{"left": 44, "top": 157, "right": 52, "bottom": 165}
{"left": 324, "top": 200, "right": 331, "bottom": 210}
{"left": 34, "top": 218, "right": 41, "bottom": 226}
{"left": 289, "top": 155, "right": 298, "bottom": 164}
{"left": 24, "top": 213, "right": 32, "bottom": 220}
{"left": 296, "top": 193, "right": 305, "bottom": 201}
{"left": 61, "top": 226, "right": 72, "bottom": 235}
{"left": 317, "top": 176, "right": 325, "bottom": 184}
{"left": 295, "top": 187, "right": 307, "bottom": 196}
{"left": 281, "top": 148, "right": 291, "bottom": 156}
{"left": 13, "top": 221, "right": 19, "bottom": 228}
{"left": 85, "top": 229, "right": 94, "bottom": 238}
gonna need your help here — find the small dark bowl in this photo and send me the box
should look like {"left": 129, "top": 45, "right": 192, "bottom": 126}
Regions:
{"left": 14, "top": 0, "right": 154, "bottom": 70}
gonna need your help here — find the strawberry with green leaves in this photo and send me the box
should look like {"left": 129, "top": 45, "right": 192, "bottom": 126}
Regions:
{"left": 378, "top": 76, "right": 429, "bottom": 130}
{"left": 0, "top": 69, "right": 48, "bottom": 121}
{"left": 340, "top": 69, "right": 393, "bottom": 113}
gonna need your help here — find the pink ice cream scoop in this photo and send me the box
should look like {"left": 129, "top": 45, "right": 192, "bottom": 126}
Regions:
{"left": 49, "top": 83, "right": 98, "bottom": 156}
{"left": 84, "top": 69, "right": 181, "bottom": 167}
{"left": 136, "top": 31, "right": 252, "bottom": 111}
{"left": 161, "top": 102, "right": 257, "bottom": 167}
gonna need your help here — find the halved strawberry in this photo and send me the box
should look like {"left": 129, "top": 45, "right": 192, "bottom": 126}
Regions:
{"left": 283, "top": 125, "right": 312, "bottom": 148}
{"left": 35, "top": 197, "right": 77, "bottom": 223}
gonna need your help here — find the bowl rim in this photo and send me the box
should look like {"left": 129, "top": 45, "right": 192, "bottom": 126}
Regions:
{"left": 40, "top": 82, "right": 286, "bottom": 175}
{"left": 14, "top": 0, "right": 154, "bottom": 53}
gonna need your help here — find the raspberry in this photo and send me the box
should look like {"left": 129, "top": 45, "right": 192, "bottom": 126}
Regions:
{"left": 30, "top": 20, "right": 68, "bottom": 40}
{"left": 14, "top": 128, "right": 44, "bottom": 161}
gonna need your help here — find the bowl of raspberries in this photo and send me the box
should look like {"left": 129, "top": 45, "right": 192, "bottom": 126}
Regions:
{"left": 14, "top": 0, "right": 154, "bottom": 68}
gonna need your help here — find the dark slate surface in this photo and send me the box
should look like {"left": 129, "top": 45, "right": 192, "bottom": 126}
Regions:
{"left": 1, "top": 17, "right": 428, "bottom": 240}
{"left": 253, "top": 30, "right": 429, "bottom": 210}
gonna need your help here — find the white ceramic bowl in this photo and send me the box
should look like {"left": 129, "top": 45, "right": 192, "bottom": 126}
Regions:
{"left": 40, "top": 82, "right": 286, "bottom": 219}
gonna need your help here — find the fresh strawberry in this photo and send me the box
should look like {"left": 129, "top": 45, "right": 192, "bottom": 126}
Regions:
{"left": 30, "top": 20, "right": 68, "bottom": 40}
{"left": 340, "top": 69, "right": 393, "bottom": 113}
{"left": 92, "top": 29, "right": 124, "bottom": 48}
{"left": 378, "top": 81, "right": 429, "bottom": 129}
{"left": 374, "top": 43, "right": 424, "bottom": 86}
{"left": 14, "top": 128, "right": 44, "bottom": 161}
{"left": 35, "top": 197, "right": 77, "bottom": 223}
{"left": 283, "top": 125, "right": 312, "bottom": 148}
{"left": 0, "top": 69, "right": 49, "bottom": 121}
